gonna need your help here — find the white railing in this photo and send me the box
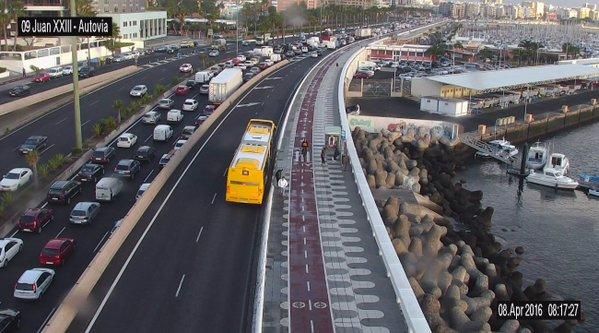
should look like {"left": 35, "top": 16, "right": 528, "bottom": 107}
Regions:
{"left": 337, "top": 45, "right": 432, "bottom": 333}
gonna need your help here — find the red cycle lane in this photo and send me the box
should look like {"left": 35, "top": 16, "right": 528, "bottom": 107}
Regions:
{"left": 288, "top": 55, "right": 340, "bottom": 333}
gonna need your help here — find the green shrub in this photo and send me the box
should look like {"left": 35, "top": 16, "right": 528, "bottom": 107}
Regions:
{"left": 102, "top": 117, "right": 117, "bottom": 132}
{"left": 0, "top": 67, "right": 6, "bottom": 73}
{"left": 72, "top": 147, "right": 82, "bottom": 155}
{"left": 38, "top": 164, "right": 49, "bottom": 179}
{"left": 1, "top": 192, "right": 14, "bottom": 205}
{"left": 47, "top": 154, "right": 67, "bottom": 171}
{"left": 171, "top": 76, "right": 181, "bottom": 86}
{"left": 93, "top": 123, "right": 104, "bottom": 137}
{"left": 30, "top": 65, "right": 41, "bottom": 74}
{"left": 153, "top": 84, "right": 166, "bottom": 96}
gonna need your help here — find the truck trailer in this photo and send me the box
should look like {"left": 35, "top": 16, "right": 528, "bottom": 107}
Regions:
{"left": 209, "top": 68, "right": 243, "bottom": 104}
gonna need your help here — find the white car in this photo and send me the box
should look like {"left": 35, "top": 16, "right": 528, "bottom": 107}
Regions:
{"left": 182, "top": 99, "right": 198, "bottom": 111}
{"left": 236, "top": 63, "right": 247, "bottom": 70}
{"left": 0, "top": 238, "right": 23, "bottom": 267}
{"left": 264, "top": 59, "right": 274, "bottom": 66}
{"left": 174, "top": 139, "right": 187, "bottom": 150}
{"left": 136, "top": 183, "right": 151, "bottom": 200}
{"left": 158, "top": 98, "right": 174, "bottom": 109}
{"left": 142, "top": 111, "right": 161, "bottom": 124}
{"left": 129, "top": 85, "right": 148, "bottom": 97}
{"left": 167, "top": 109, "right": 183, "bottom": 122}
{"left": 310, "top": 51, "right": 318, "bottom": 58}
{"left": 116, "top": 133, "right": 138, "bottom": 148}
{"left": 0, "top": 168, "right": 32, "bottom": 192}
{"left": 236, "top": 54, "right": 246, "bottom": 62}
{"left": 62, "top": 65, "right": 73, "bottom": 75}
{"left": 199, "top": 84, "right": 209, "bottom": 94}
{"left": 14, "top": 268, "right": 55, "bottom": 300}
{"left": 209, "top": 50, "right": 219, "bottom": 57}
{"left": 47, "top": 67, "right": 63, "bottom": 78}
{"left": 179, "top": 63, "right": 193, "bottom": 73}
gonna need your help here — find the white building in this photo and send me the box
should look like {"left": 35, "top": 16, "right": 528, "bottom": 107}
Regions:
{"left": 98, "top": 11, "right": 167, "bottom": 42}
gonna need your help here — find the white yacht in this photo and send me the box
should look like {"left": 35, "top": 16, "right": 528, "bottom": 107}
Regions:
{"left": 476, "top": 138, "right": 519, "bottom": 159}
{"left": 526, "top": 167, "right": 579, "bottom": 190}
{"left": 546, "top": 153, "right": 570, "bottom": 174}
{"left": 589, "top": 188, "right": 599, "bottom": 197}
{"left": 526, "top": 142, "right": 548, "bottom": 170}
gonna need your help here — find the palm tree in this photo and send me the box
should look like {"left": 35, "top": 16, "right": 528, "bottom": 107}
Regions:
{"left": 113, "top": 99, "right": 125, "bottom": 124}
{"left": 25, "top": 151, "right": 39, "bottom": 186}
{"left": 0, "top": 0, "right": 9, "bottom": 51}
{"left": 8, "top": 0, "right": 25, "bottom": 51}
{"left": 67, "top": 0, "right": 97, "bottom": 64}
{"left": 478, "top": 47, "right": 495, "bottom": 63}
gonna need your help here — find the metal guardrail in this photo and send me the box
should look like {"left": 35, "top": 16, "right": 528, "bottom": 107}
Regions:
{"left": 337, "top": 40, "right": 433, "bottom": 333}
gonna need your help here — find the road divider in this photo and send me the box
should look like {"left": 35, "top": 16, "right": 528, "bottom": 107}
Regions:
{"left": 1, "top": 66, "right": 140, "bottom": 118}
{"left": 42, "top": 59, "right": 290, "bottom": 333}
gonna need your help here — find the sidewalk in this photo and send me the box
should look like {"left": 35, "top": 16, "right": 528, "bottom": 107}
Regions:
{"left": 263, "top": 44, "right": 408, "bottom": 332}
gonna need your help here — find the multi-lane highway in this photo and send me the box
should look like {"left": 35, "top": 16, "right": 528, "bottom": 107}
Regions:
{"left": 68, "top": 51, "right": 323, "bottom": 333}
{"left": 0, "top": 40, "right": 296, "bottom": 178}
{"left": 0, "top": 37, "right": 313, "bottom": 332}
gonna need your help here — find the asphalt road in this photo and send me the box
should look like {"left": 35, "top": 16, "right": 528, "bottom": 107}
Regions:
{"left": 71, "top": 52, "right": 322, "bottom": 333}
{"left": 0, "top": 37, "right": 309, "bottom": 333}
{"left": 0, "top": 39, "right": 299, "bottom": 180}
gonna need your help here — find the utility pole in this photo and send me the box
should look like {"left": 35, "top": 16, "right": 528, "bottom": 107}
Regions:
{"left": 236, "top": 0, "right": 239, "bottom": 55}
{"left": 70, "top": 0, "right": 82, "bottom": 150}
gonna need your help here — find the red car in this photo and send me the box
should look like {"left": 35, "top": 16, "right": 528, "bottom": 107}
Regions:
{"left": 33, "top": 73, "right": 51, "bottom": 83}
{"left": 175, "top": 85, "right": 190, "bottom": 96}
{"left": 18, "top": 208, "right": 54, "bottom": 233}
{"left": 354, "top": 72, "right": 370, "bottom": 79}
{"left": 39, "top": 238, "right": 75, "bottom": 266}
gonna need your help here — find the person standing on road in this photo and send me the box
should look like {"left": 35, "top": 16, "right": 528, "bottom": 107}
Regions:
{"left": 333, "top": 145, "right": 340, "bottom": 161}
{"left": 321, "top": 147, "right": 327, "bottom": 165}
{"left": 342, "top": 154, "right": 349, "bottom": 171}
{"left": 301, "top": 138, "right": 310, "bottom": 162}
{"left": 22, "top": 67, "right": 26, "bottom": 78}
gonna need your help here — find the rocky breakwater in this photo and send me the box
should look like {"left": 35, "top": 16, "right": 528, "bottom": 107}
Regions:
{"left": 352, "top": 125, "right": 581, "bottom": 332}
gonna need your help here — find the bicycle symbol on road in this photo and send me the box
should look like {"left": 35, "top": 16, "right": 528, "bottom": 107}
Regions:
{"left": 313, "top": 301, "right": 328, "bottom": 309}
{"left": 292, "top": 301, "right": 306, "bottom": 309}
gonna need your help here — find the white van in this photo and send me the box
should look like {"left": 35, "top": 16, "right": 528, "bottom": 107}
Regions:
{"left": 153, "top": 124, "right": 173, "bottom": 141}
{"left": 95, "top": 177, "right": 124, "bottom": 201}
{"left": 195, "top": 70, "right": 213, "bottom": 84}
{"left": 270, "top": 54, "right": 282, "bottom": 63}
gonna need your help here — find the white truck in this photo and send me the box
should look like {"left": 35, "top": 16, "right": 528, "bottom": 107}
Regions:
{"left": 306, "top": 37, "right": 320, "bottom": 48}
{"left": 324, "top": 36, "right": 337, "bottom": 50}
{"left": 270, "top": 53, "right": 282, "bottom": 63}
{"left": 209, "top": 68, "right": 243, "bottom": 105}
{"left": 195, "top": 70, "right": 213, "bottom": 84}
{"left": 211, "top": 38, "right": 227, "bottom": 51}
{"left": 252, "top": 46, "right": 273, "bottom": 57}
{"left": 255, "top": 33, "right": 271, "bottom": 46}
{"left": 355, "top": 28, "right": 372, "bottom": 39}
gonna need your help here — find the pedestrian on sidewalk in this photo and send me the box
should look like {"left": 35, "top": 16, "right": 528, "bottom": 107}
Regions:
{"left": 336, "top": 63, "right": 339, "bottom": 67}
{"left": 275, "top": 169, "right": 283, "bottom": 183}
{"left": 342, "top": 154, "right": 349, "bottom": 171}
{"left": 333, "top": 145, "right": 340, "bottom": 161}
{"left": 277, "top": 176, "right": 288, "bottom": 194}
{"left": 22, "top": 67, "right": 26, "bottom": 78}
{"left": 321, "top": 147, "right": 327, "bottom": 165}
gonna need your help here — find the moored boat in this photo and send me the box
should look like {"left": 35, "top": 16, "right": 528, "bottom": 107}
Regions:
{"left": 578, "top": 174, "right": 599, "bottom": 189}
{"left": 526, "top": 142, "right": 548, "bottom": 170}
{"left": 546, "top": 153, "right": 570, "bottom": 174}
{"left": 526, "top": 167, "right": 579, "bottom": 190}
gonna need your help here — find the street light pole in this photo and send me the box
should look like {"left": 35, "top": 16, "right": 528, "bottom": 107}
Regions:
{"left": 70, "top": 0, "right": 82, "bottom": 150}
{"left": 236, "top": 0, "right": 239, "bottom": 55}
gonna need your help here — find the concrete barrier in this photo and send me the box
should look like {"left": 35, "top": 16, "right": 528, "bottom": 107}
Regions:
{"left": 1, "top": 66, "right": 139, "bottom": 117}
{"left": 338, "top": 46, "right": 431, "bottom": 333}
{"left": 42, "top": 59, "right": 290, "bottom": 333}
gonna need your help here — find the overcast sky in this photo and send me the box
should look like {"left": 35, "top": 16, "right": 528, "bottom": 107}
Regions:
{"left": 503, "top": 0, "right": 593, "bottom": 8}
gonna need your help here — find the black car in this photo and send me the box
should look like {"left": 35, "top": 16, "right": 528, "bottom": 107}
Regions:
{"left": 154, "top": 46, "right": 168, "bottom": 53}
{"left": 8, "top": 85, "right": 31, "bottom": 97}
{"left": 0, "top": 309, "right": 20, "bottom": 332}
{"left": 76, "top": 163, "right": 104, "bottom": 183}
{"left": 47, "top": 179, "right": 81, "bottom": 205}
{"left": 78, "top": 66, "right": 95, "bottom": 78}
{"left": 91, "top": 146, "right": 116, "bottom": 164}
{"left": 114, "top": 159, "right": 141, "bottom": 179}
{"left": 134, "top": 146, "right": 156, "bottom": 162}
{"left": 186, "top": 79, "right": 198, "bottom": 89}
{"left": 243, "top": 73, "right": 255, "bottom": 83}
{"left": 18, "top": 135, "right": 48, "bottom": 154}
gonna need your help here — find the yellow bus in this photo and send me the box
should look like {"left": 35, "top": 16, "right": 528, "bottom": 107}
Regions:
{"left": 226, "top": 119, "right": 276, "bottom": 204}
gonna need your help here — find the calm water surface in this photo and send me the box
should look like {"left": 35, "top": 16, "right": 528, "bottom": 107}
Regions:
{"left": 457, "top": 122, "right": 599, "bottom": 332}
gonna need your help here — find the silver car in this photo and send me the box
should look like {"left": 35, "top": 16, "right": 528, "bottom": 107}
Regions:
{"left": 69, "top": 202, "right": 101, "bottom": 224}
{"left": 14, "top": 268, "right": 55, "bottom": 300}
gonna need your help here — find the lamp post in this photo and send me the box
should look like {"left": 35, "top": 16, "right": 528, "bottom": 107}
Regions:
{"left": 236, "top": 0, "right": 239, "bottom": 55}
{"left": 70, "top": 0, "right": 82, "bottom": 150}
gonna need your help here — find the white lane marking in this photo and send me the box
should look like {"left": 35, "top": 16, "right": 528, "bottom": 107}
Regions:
{"left": 304, "top": 250, "right": 308, "bottom": 258}
{"left": 307, "top": 281, "right": 311, "bottom": 291}
{"left": 253, "top": 86, "right": 273, "bottom": 90}
{"left": 9, "top": 229, "right": 19, "bottom": 237}
{"left": 302, "top": 225, "right": 305, "bottom": 233}
{"left": 55, "top": 226, "right": 66, "bottom": 238}
{"left": 310, "top": 320, "right": 315, "bottom": 333}
{"left": 264, "top": 76, "right": 282, "bottom": 80}
{"left": 308, "top": 299, "right": 312, "bottom": 311}
{"left": 37, "top": 307, "right": 57, "bottom": 333}
{"left": 175, "top": 274, "right": 186, "bottom": 297}
{"left": 302, "top": 215, "right": 305, "bottom": 222}
{"left": 93, "top": 231, "right": 110, "bottom": 253}
{"left": 236, "top": 102, "right": 262, "bottom": 108}
{"left": 143, "top": 134, "right": 152, "bottom": 143}
{"left": 85, "top": 69, "right": 272, "bottom": 332}
{"left": 41, "top": 202, "right": 48, "bottom": 208}
{"left": 143, "top": 169, "right": 155, "bottom": 182}
{"left": 39, "top": 143, "right": 55, "bottom": 155}
{"left": 303, "top": 237, "right": 306, "bottom": 245}
{"left": 89, "top": 100, "right": 100, "bottom": 106}
{"left": 305, "top": 264, "right": 309, "bottom": 274}
{"left": 196, "top": 226, "right": 204, "bottom": 243}
{"left": 55, "top": 117, "right": 68, "bottom": 125}
{"left": 81, "top": 120, "right": 92, "bottom": 127}
{"left": 211, "top": 193, "right": 217, "bottom": 204}
{"left": 223, "top": 168, "right": 227, "bottom": 177}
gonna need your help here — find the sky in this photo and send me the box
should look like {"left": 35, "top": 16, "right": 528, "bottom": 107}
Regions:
{"left": 504, "top": 0, "right": 596, "bottom": 7}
